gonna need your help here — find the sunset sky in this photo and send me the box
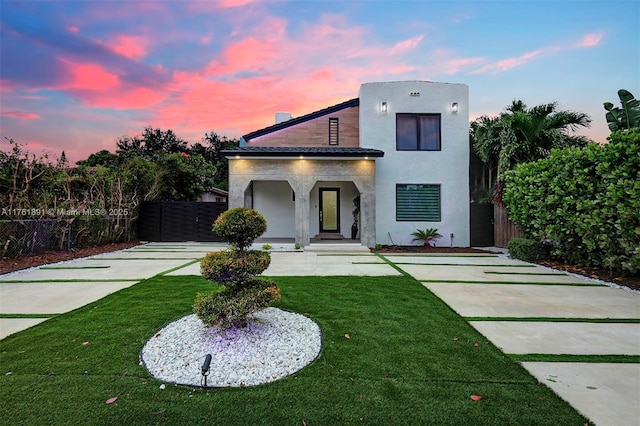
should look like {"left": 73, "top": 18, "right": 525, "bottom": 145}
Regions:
{"left": 1, "top": 0, "right": 639, "bottom": 163}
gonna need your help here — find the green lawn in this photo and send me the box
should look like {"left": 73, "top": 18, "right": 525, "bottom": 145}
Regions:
{"left": 0, "top": 274, "right": 592, "bottom": 425}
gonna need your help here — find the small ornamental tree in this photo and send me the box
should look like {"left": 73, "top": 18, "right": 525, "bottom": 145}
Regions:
{"left": 195, "top": 208, "right": 280, "bottom": 329}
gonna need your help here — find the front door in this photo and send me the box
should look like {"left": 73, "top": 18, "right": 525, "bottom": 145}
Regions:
{"left": 319, "top": 188, "right": 340, "bottom": 232}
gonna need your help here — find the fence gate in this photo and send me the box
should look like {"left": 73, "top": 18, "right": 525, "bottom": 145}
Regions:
{"left": 469, "top": 203, "right": 494, "bottom": 247}
{"left": 138, "top": 201, "right": 227, "bottom": 242}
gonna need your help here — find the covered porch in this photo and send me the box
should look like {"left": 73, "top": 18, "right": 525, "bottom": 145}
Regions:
{"left": 223, "top": 147, "right": 383, "bottom": 248}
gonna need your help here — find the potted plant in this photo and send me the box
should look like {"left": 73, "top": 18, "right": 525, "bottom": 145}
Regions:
{"left": 351, "top": 196, "right": 360, "bottom": 239}
{"left": 411, "top": 228, "right": 442, "bottom": 247}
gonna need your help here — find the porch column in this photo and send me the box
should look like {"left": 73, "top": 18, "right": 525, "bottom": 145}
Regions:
{"left": 290, "top": 180, "right": 311, "bottom": 247}
{"left": 359, "top": 190, "right": 376, "bottom": 247}
{"left": 227, "top": 177, "right": 252, "bottom": 209}
{"left": 227, "top": 160, "right": 250, "bottom": 209}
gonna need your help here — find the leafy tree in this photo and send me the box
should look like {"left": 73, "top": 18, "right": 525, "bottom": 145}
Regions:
{"left": 604, "top": 89, "right": 640, "bottom": 131}
{"left": 154, "top": 153, "right": 217, "bottom": 201}
{"left": 0, "top": 138, "right": 56, "bottom": 212}
{"left": 116, "top": 127, "right": 188, "bottom": 158}
{"left": 76, "top": 149, "right": 117, "bottom": 167}
{"left": 199, "top": 131, "right": 239, "bottom": 190}
{"left": 470, "top": 100, "right": 591, "bottom": 202}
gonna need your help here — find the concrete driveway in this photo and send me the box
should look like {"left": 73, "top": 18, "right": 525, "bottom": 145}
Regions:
{"left": 1, "top": 244, "right": 638, "bottom": 425}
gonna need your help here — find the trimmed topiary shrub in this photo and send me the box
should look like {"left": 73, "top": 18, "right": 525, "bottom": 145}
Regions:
{"left": 200, "top": 250, "right": 271, "bottom": 288}
{"left": 195, "top": 208, "right": 280, "bottom": 329}
{"left": 194, "top": 279, "right": 280, "bottom": 329}
{"left": 213, "top": 207, "right": 267, "bottom": 251}
{"left": 507, "top": 237, "right": 550, "bottom": 262}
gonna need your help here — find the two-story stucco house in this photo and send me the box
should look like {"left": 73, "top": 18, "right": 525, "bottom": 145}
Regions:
{"left": 223, "top": 80, "right": 470, "bottom": 249}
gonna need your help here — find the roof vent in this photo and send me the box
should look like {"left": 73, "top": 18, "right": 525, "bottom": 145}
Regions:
{"left": 275, "top": 112, "right": 292, "bottom": 124}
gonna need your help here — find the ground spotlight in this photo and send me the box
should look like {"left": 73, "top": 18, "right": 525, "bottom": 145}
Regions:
{"left": 201, "top": 354, "right": 212, "bottom": 387}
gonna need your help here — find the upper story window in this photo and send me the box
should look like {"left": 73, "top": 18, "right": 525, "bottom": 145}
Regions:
{"left": 396, "top": 113, "right": 441, "bottom": 151}
{"left": 329, "top": 117, "right": 339, "bottom": 145}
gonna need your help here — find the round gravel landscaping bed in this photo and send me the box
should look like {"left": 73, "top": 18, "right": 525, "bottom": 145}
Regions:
{"left": 140, "top": 308, "right": 322, "bottom": 387}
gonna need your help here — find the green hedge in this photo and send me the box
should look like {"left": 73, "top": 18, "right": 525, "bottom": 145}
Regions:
{"left": 507, "top": 238, "right": 550, "bottom": 262}
{"left": 503, "top": 129, "right": 639, "bottom": 274}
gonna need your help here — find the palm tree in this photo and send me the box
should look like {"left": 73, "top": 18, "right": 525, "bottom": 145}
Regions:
{"left": 471, "top": 100, "right": 592, "bottom": 203}
{"left": 411, "top": 228, "right": 443, "bottom": 247}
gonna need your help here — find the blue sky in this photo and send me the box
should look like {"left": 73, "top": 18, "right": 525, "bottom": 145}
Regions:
{"left": 1, "top": 0, "right": 638, "bottom": 163}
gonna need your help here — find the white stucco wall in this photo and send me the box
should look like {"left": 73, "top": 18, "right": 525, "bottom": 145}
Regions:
{"left": 359, "top": 81, "right": 470, "bottom": 246}
{"left": 252, "top": 180, "right": 295, "bottom": 238}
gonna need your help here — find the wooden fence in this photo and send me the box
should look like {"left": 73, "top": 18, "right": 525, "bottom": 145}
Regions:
{"left": 493, "top": 204, "right": 523, "bottom": 248}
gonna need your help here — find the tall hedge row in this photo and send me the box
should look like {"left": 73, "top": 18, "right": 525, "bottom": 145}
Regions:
{"left": 503, "top": 129, "right": 640, "bottom": 274}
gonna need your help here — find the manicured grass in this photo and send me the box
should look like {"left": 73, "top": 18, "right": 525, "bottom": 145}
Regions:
{"left": 0, "top": 313, "right": 59, "bottom": 319}
{"left": 0, "top": 275, "right": 592, "bottom": 425}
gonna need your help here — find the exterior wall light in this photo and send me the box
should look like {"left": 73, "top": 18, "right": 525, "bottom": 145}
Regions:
{"left": 451, "top": 102, "right": 459, "bottom": 113}
{"left": 380, "top": 101, "right": 388, "bottom": 114}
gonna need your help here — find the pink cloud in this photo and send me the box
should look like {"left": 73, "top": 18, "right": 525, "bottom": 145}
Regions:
{"left": 471, "top": 49, "right": 543, "bottom": 74}
{"left": 67, "top": 26, "right": 80, "bottom": 34}
{"left": 389, "top": 35, "right": 424, "bottom": 55}
{"left": 186, "top": 0, "right": 256, "bottom": 12}
{"left": 59, "top": 58, "right": 120, "bottom": 91}
{"left": 577, "top": 32, "right": 604, "bottom": 47}
{"left": 107, "top": 35, "right": 150, "bottom": 60}
{"left": 49, "top": 58, "right": 166, "bottom": 110}
{"left": 149, "top": 13, "right": 436, "bottom": 138}
{"left": 217, "top": 0, "right": 256, "bottom": 7}
{"left": 81, "top": 87, "right": 165, "bottom": 110}
{"left": 206, "top": 37, "right": 279, "bottom": 75}
{"left": 1, "top": 111, "right": 40, "bottom": 120}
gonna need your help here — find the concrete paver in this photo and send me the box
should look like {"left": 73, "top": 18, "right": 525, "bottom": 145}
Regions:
{"left": 0, "top": 318, "right": 49, "bottom": 340}
{"left": 0, "top": 258, "right": 194, "bottom": 281}
{"left": 403, "top": 264, "right": 597, "bottom": 284}
{"left": 384, "top": 254, "right": 522, "bottom": 266}
{"left": 0, "top": 281, "right": 138, "bottom": 314}
{"left": 263, "top": 252, "right": 319, "bottom": 276}
{"left": 521, "top": 362, "right": 640, "bottom": 426}
{"left": 422, "top": 283, "right": 640, "bottom": 318}
{"left": 262, "top": 252, "right": 399, "bottom": 276}
{"left": 470, "top": 321, "right": 640, "bottom": 355}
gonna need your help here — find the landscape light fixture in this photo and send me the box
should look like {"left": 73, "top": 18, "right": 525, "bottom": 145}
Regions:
{"left": 380, "top": 101, "right": 388, "bottom": 114}
{"left": 201, "top": 354, "right": 212, "bottom": 387}
{"left": 451, "top": 102, "right": 459, "bottom": 113}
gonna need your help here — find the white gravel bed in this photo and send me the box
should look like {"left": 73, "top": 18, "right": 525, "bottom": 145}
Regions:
{"left": 140, "top": 307, "right": 322, "bottom": 387}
